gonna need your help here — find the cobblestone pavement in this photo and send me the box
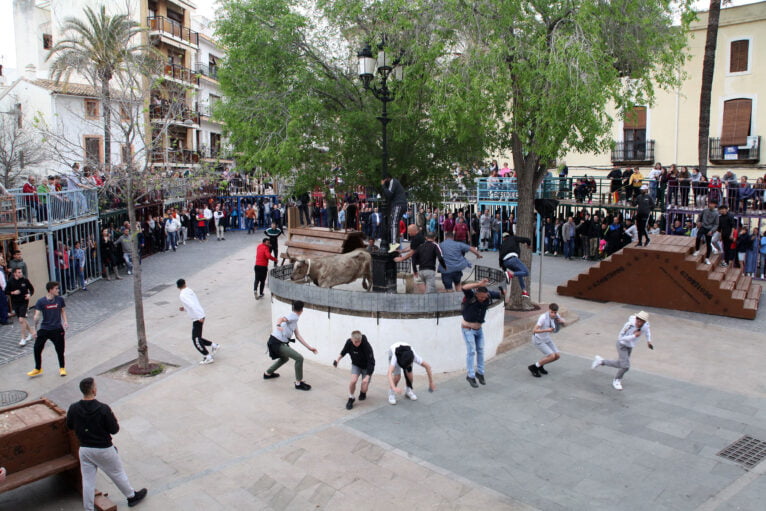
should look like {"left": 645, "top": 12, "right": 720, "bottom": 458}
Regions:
{"left": 0, "top": 229, "right": 262, "bottom": 367}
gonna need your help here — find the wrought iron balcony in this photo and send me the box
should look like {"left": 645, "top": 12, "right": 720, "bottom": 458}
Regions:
{"left": 709, "top": 136, "right": 760, "bottom": 164}
{"left": 196, "top": 64, "right": 218, "bottom": 80}
{"left": 147, "top": 16, "right": 199, "bottom": 47}
{"left": 149, "top": 102, "right": 200, "bottom": 125}
{"left": 161, "top": 63, "right": 200, "bottom": 86}
{"left": 611, "top": 140, "right": 655, "bottom": 165}
{"left": 151, "top": 149, "right": 200, "bottom": 165}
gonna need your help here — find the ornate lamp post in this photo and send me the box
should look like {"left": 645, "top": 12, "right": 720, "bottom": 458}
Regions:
{"left": 357, "top": 39, "right": 403, "bottom": 292}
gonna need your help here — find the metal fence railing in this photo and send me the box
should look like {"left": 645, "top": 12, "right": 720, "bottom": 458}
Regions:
{"left": 11, "top": 188, "right": 99, "bottom": 228}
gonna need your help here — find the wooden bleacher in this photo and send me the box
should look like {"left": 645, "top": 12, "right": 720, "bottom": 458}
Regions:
{"left": 556, "top": 235, "right": 761, "bottom": 320}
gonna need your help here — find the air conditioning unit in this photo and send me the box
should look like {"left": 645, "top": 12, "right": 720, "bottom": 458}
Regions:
{"left": 740, "top": 136, "right": 758, "bottom": 149}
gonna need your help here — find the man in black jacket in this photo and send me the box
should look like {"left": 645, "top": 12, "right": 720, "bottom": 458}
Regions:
{"left": 6, "top": 267, "right": 35, "bottom": 346}
{"left": 333, "top": 331, "right": 376, "bottom": 410}
{"left": 380, "top": 176, "right": 407, "bottom": 251}
{"left": 634, "top": 185, "right": 655, "bottom": 246}
{"left": 718, "top": 204, "right": 737, "bottom": 268}
{"left": 67, "top": 377, "right": 147, "bottom": 510}
{"left": 499, "top": 232, "right": 533, "bottom": 298}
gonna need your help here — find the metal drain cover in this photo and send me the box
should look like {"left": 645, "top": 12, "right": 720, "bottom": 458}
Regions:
{"left": 717, "top": 435, "right": 766, "bottom": 469}
{"left": 0, "top": 390, "right": 29, "bottom": 407}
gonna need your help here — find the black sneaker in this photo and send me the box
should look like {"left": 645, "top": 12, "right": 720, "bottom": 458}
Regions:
{"left": 538, "top": 365, "right": 548, "bottom": 375}
{"left": 263, "top": 372, "right": 280, "bottom": 379}
{"left": 528, "top": 364, "right": 541, "bottom": 378}
{"left": 466, "top": 376, "right": 479, "bottom": 388}
{"left": 476, "top": 373, "right": 486, "bottom": 385}
{"left": 295, "top": 381, "right": 312, "bottom": 391}
{"left": 359, "top": 392, "right": 366, "bottom": 401}
{"left": 128, "top": 488, "right": 147, "bottom": 507}
{"left": 346, "top": 397, "right": 355, "bottom": 410}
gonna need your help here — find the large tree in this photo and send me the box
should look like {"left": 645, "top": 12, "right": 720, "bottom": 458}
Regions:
{"left": 698, "top": 0, "right": 724, "bottom": 177}
{"left": 47, "top": 5, "right": 151, "bottom": 171}
{"left": 216, "top": 0, "right": 495, "bottom": 202}
{"left": 0, "top": 100, "right": 47, "bottom": 188}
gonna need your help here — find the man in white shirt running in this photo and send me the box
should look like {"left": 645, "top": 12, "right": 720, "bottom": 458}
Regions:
{"left": 386, "top": 342, "right": 435, "bottom": 405}
{"left": 177, "top": 279, "right": 220, "bottom": 364}
{"left": 591, "top": 310, "right": 654, "bottom": 390}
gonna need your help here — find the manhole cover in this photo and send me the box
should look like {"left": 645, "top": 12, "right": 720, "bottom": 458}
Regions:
{"left": 717, "top": 435, "right": 766, "bottom": 469}
{"left": 0, "top": 390, "right": 29, "bottom": 407}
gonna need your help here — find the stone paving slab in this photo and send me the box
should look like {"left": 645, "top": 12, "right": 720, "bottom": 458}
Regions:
{"left": 345, "top": 346, "right": 766, "bottom": 511}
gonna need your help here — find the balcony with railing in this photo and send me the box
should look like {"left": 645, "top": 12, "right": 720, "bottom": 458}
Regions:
{"left": 610, "top": 140, "right": 655, "bottom": 165}
{"left": 162, "top": 63, "right": 200, "bottom": 86}
{"left": 709, "top": 136, "right": 760, "bottom": 164}
{"left": 200, "top": 147, "right": 234, "bottom": 161}
{"left": 10, "top": 188, "right": 100, "bottom": 228}
{"left": 150, "top": 149, "right": 201, "bottom": 165}
{"left": 149, "top": 102, "right": 200, "bottom": 125}
{"left": 147, "top": 16, "right": 199, "bottom": 47}
{"left": 197, "top": 64, "right": 218, "bottom": 80}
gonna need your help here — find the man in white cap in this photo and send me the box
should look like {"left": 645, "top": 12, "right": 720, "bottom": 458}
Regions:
{"left": 635, "top": 184, "right": 655, "bottom": 246}
{"left": 591, "top": 311, "right": 654, "bottom": 390}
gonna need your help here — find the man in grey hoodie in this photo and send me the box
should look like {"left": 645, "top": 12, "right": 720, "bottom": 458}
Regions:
{"left": 692, "top": 199, "right": 720, "bottom": 265}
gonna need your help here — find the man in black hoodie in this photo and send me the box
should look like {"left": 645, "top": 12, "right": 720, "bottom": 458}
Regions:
{"left": 499, "top": 232, "right": 533, "bottom": 298}
{"left": 67, "top": 377, "right": 147, "bottom": 510}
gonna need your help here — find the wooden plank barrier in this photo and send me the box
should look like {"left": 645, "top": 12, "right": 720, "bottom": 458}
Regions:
{"left": 556, "top": 235, "right": 761, "bottom": 320}
{"left": 283, "top": 226, "right": 366, "bottom": 260}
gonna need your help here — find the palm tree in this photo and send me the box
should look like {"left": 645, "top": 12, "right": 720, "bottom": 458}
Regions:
{"left": 46, "top": 5, "right": 150, "bottom": 171}
{"left": 698, "top": 1, "right": 723, "bottom": 177}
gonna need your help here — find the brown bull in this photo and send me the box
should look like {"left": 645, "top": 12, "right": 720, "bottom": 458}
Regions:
{"left": 291, "top": 249, "right": 372, "bottom": 290}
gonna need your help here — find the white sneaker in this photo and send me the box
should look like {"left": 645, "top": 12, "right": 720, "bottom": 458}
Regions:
{"left": 200, "top": 355, "right": 214, "bottom": 365}
{"left": 612, "top": 379, "right": 623, "bottom": 391}
{"left": 211, "top": 343, "right": 220, "bottom": 354}
{"left": 24, "top": 333, "right": 33, "bottom": 341}
{"left": 705, "top": 259, "right": 711, "bottom": 265}
{"left": 388, "top": 391, "right": 397, "bottom": 405}
{"left": 405, "top": 388, "right": 417, "bottom": 401}
{"left": 692, "top": 250, "right": 700, "bottom": 257}
{"left": 712, "top": 247, "right": 719, "bottom": 254}
{"left": 591, "top": 355, "right": 603, "bottom": 369}
{"left": 19, "top": 338, "right": 27, "bottom": 347}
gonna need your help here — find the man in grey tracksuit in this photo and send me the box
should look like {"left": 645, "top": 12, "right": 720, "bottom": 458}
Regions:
{"left": 591, "top": 311, "right": 654, "bottom": 391}
{"left": 693, "top": 199, "right": 720, "bottom": 265}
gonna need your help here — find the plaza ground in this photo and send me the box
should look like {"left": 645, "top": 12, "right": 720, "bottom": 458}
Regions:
{"left": 0, "top": 230, "right": 764, "bottom": 510}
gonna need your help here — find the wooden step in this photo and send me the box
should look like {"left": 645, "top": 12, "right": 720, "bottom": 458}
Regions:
{"left": 720, "top": 280, "right": 735, "bottom": 292}
{"left": 732, "top": 290, "right": 747, "bottom": 301}
{"left": 747, "top": 285, "right": 762, "bottom": 300}
{"left": 736, "top": 275, "right": 752, "bottom": 290}
{"left": 744, "top": 298, "right": 758, "bottom": 310}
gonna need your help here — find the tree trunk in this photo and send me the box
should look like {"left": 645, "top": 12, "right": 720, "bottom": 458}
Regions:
{"left": 126, "top": 177, "right": 150, "bottom": 370}
{"left": 509, "top": 133, "right": 540, "bottom": 311}
{"left": 102, "top": 81, "right": 112, "bottom": 171}
{"left": 698, "top": 0, "right": 721, "bottom": 177}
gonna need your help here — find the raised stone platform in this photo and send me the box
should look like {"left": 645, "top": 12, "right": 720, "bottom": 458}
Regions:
{"left": 556, "top": 235, "right": 761, "bottom": 320}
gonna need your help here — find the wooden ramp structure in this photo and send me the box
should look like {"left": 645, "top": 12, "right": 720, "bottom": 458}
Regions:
{"left": 557, "top": 235, "right": 761, "bottom": 320}
{"left": 283, "top": 226, "right": 366, "bottom": 259}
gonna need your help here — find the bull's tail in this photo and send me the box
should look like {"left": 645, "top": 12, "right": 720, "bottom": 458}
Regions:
{"left": 362, "top": 262, "right": 372, "bottom": 291}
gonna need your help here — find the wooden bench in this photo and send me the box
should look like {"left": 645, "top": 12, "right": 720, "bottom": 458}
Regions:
{"left": 0, "top": 398, "right": 115, "bottom": 511}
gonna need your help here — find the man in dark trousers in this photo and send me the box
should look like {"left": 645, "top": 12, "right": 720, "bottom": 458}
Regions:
{"left": 608, "top": 166, "right": 624, "bottom": 203}
{"left": 498, "top": 232, "right": 533, "bottom": 298}
{"left": 264, "top": 221, "right": 284, "bottom": 261}
{"left": 693, "top": 199, "right": 719, "bottom": 265}
{"left": 717, "top": 204, "right": 737, "bottom": 268}
{"left": 27, "top": 281, "right": 67, "bottom": 377}
{"left": 461, "top": 279, "right": 503, "bottom": 388}
{"left": 254, "top": 238, "right": 278, "bottom": 299}
{"left": 6, "top": 267, "right": 35, "bottom": 346}
{"left": 333, "top": 330, "right": 376, "bottom": 410}
{"left": 634, "top": 185, "right": 655, "bottom": 246}
{"left": 67, "top": 377, "right": 147, "bottom": 510}
{"left": 380, "top": 176, "right": 408, "bottom": 250}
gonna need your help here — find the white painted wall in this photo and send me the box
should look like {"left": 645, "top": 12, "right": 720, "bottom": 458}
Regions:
{"left": 271, "top": 301, "right": 506, "bottom": 376}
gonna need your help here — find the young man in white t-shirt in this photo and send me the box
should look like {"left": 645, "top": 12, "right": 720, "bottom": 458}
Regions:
{"left": 264, "top": 301, "right": 318, "bottom": 390}
{"left": 591, "top": 311, "right": 654, "bottom": 390}
{"left": 177, "top": 279, "right": 220, "bottom": 365}
{"left": 386, "top": 343, "right": 435, "bottom": 405}
{"left": 528, "top": 303, "right": 565, "bottom": 377}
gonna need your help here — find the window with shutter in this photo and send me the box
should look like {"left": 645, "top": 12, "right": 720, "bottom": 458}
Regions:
{"left": 623, "top": 107, "right": 647, "bottom": 129}
{"left": 730, "top": 40, "right": 749, "bottom": 73}
{"left": 720, "top": 99, "right": 752, "bottom": 147}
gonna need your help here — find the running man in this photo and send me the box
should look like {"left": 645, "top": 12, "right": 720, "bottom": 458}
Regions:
{"left": 386, "top": 342, "right": 435, "bottom": 405}
{"left": 333, "top": 331, "right": 375, "bottom": 410}
{"left": 528, "top": 303, "right": 566, "bottom": 377}
{"left": 461, "top": 279, "right": 503, "bottom": 387}
{"left": 591, "top": 311, "right": 654, "bottom": 390}
{"left": 177, "top": 279, "right": 220, "bottom": 365}
{"left": 264, "top": 300, "right": 318, "bottom": 390}
{"left": 6, "top": 267, "right": 35, "bottom": 346}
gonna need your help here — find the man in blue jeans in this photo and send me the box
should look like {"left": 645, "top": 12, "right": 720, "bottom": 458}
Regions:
{"left": 460, "top": 279, "right": 503, "bottom": 388}
{"left": 498, "top": 232, "right": 532, "bottom": 299}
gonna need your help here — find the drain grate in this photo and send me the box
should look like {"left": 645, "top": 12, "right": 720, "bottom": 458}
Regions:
{"left": 0, "top": 390, "right": 29, "bottom": 407}
{"left": 717, "top": 435, "right": 766, "bottom": 469}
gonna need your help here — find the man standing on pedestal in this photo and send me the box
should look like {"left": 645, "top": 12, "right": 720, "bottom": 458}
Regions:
{"left": 380, "top": 176, "right": 407, "bottom": 250}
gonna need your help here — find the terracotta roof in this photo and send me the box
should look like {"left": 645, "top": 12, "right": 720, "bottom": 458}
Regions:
{"left": 30, "top": 79, "right": 101, "bottom": 97}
